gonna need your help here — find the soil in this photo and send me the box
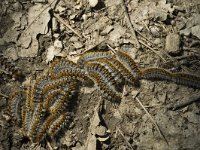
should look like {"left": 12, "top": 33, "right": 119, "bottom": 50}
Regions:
{"left": 0, "top": 0, "right": 200, "bottom": 150}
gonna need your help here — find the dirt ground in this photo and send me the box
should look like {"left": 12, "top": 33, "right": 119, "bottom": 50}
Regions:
{"left": 0, "top": 0, "right": 200, "bottom": 150}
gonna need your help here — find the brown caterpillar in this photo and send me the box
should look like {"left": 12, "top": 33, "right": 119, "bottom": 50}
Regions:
{"left": 8, "top": 91, "right": 25, "bottom": 124}
{"left": 141, "top": 68, "right": 172, "bottom": 81}
{"left": 172, "top": 73, "right": 200, "bottom": 89}
{"left": 8, "top": 49, "right": 200, "bottom": 145}
{"left": 115, "top": 50, "right": 142, "bottom": 79}
{"left": 107, "top": 57, "right": 138, "bottom": 84}
{"left": 49, "top": 58, "right": 84, "bottom": 79}
{"left": 47, "top": 112, "right": 71, "bottom": 137}
{"left": 85, "top": 62, "right": 122, "bottom": 103}
{"left": 34, "top": 114, "right": 56, "bottom": 143}
{"left": 77, "top": 51, "right": 113, "bottom": 67}
{"left": 27, "top": 103, "right": 46, "bottom": 142}
{"left": 87, "top": 58, "right": 125, "bottom": 84}
{"left": 141, "top": 67, "right": 200, "bottom": 89}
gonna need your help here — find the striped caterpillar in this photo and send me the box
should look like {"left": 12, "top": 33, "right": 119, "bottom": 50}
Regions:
{"left": 141, "top": 67, "right": 200, "bottom": 89}
{"left": 77, "top": 51, "right": 113, "bottom": 67}
{"left": 85, "top": 61, "right": 122, "bottom": 103}
{"left": 8, "top": 49, "right": 200, "bottom": 144}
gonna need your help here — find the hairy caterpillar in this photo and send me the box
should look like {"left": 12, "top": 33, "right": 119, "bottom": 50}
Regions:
{"left": 172, "top": 73, "right": 200, "bottom": 89}
{"left": 77, "top": 51, "right": 113, "bottom": 67}
{"left": 8, "top": 49, "right": 200, "bottom": 144}
{"left": 49, "top": 58, "right": 84, "bottom": 79}
{"left": 27, "top": 103, "right": 46, "bottom": 142}
{"left": 115, "top": 50, "right": 141, "bottom": 79}
{"left": 141, "top": 67, "right": 200, "bottom": 89}
{"left": 48, "top": 112, "right": 71, "bottom": 137}
{"left": 85, "top": 62, "right": 122, "bottom": 103}
{"left": 107, "top": 57, "right": 137, "bottom": 84}
{"left": 141, "top": 68, "right": 172, "bottom": 81}
{"left": 8, "top": 91, "right": 25, "bottom": 124}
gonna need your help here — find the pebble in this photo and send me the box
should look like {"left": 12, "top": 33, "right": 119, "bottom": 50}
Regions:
{"left": 165, "top": 33, "right": 181, "bottom": 55}
{"left": 191, "top": 25, "right": 200, "bottom": 39}
{"left": 88, "top": 0, "right": 99, "bottom": 7}
{"left": 54, "top": 39, "right": 63, "bottom": 49}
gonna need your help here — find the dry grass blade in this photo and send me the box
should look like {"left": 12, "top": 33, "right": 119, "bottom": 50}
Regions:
{"left": 135, "top": 97, "right": 169, "bottom": 146}
{"left": 138, "top": 40, "right": 167, "bottom": 62}
{"left": 53, "top": 13, "right": 85, "bottom": 39}
{"left": 0, "top": 92, "right": 8, "bottom": 98}
{"left": 120, "top": 0, "right": 140, "bottom": 49}
{"left": 117, "top": 127, "right": 136, "bottom": 150}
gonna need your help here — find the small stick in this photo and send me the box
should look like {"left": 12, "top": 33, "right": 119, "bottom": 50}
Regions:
{"left": 117, "top": 127, "right": 136, "bottom": 150}
{"left": 47, "top": 141, "right": 54, "bottom": 150}
{"left": 135, "top": 97, "right": 169, "bottom": 146}
{"left": 53, "top": 13, "right": 85, "bottom": 39}
{"left": 106, "top": 44, "right": 116, "bottom": 54}
{"left": 120, "top": 0, "right": 140, "bottom": 49}
{"left": 0, "top": 92, "right": 8, "bottom": 98}
{"left": 138, "top": 40, "right": 167, "bottom": 62}
{"left": 168, "top": 94, "right": 200, "bottom": 110}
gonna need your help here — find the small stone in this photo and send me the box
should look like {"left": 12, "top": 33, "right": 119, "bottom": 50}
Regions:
{"left": 88, "top": 0, "right": 99, "bottom": 7}
{"left": 191, "top": 25, "right": 200, "bottom": 39}
{"left": 150, "top": 26, "right": 160, "bottom": 37}
{"left": 153, "top": 38, "right": 162, "bottom": 45}
{"left": 4, "top": 46, "right": 18, "bottom": 61}
{"left": 165, "top": 33, "right": 181, "bottom": 55}
{"left": 101, "top": 25, "right": 113, "bottom": 36}
{"left": 32, "top": 0, "right": 47, "bottom": 3}
{"left": 52, "top": 17, "right": 59, "bottom": 32}
{"left": 54, "top": 39, "right": 63, "bottom": 49}
{"left": 73, "top": 41, "right": 83, "bottom": 49}
{"left": 95, "top": 126, "right": 107, "bottom": 136}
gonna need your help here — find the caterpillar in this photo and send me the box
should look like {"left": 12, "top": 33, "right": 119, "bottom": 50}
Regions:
{"left": 115, "top": 50, "right": 142, "bottom": 79}
{"left": 85, "top": 62, "right": 122, "bottom": 103}
{"left": 141, "top": 68, "right": 172, "bottom": 81}
{"left": 47, "top": 112, "right": 71, "bottom": 137}
{"left": 8, "top": 91, "right": 25, "bottom": 124}
{"left": 77, "top": 51, "right": 113, "bottom": 67}
{"left": 34, "top": 114, "right": 56, "bottom": 143}
{"left": 8, "top": 49, "right": 200, "bottom": 145}
{"left": 27, "top": 103, "right": 46, "bottom": 142}
{"left": 107, "top": 57, "right": 137, "bottom": 85}
{"left": 49, "top": 58, "right": 84, "bottom": 79}
{"left": 141, "top": 67, "right": 200, "bottom": 89}
{"left": 172, "top": 73, "right": 200, "bottom": 89}
{"left": 49, "top": 82, "right": 77, "bottom": 114}
{"left": 87, "top": 58, "right": 125, "bottom": 85}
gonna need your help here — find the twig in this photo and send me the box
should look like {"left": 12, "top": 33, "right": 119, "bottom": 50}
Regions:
{"left": 138, "top": 40, "right": 167, "bottom": 62}
{"left": 117, "top": 127, "right": 136, "bottom": 150}
{"left": 106, "top": 44, "right": 116, "bottom": 54}
{"left": 0, "top": 92, "right": 8, "bottom": 98}
{"left": 168, "top": 94, "right": 200, "bottom": 110}
{"left": 120, "top": 0, "right": 140, "bottom": 49}
{"left": 53, "top": 13, "right": 85, "bottom": 39}
{"left": 135, "top": 97, "right": 169, "bottom": 146}
{"left": 47, "top": 141, "right": 53, "bottom": 150}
